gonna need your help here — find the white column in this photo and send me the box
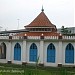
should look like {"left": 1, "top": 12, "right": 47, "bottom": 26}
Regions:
{"left": 7, "top": 42, "right": 12, "bottom": 62}
{"left": 22, "top": 40, "right": 27, "bottom": 63}
{"left": 58, "top": 41, "right": 62, "bottom": 64}
{"left": 39, "top": 40, "right": 44, "bottom": 64}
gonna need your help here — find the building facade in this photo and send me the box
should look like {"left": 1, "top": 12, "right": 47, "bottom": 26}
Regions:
{"left": 0, "top": 9, "right": 75, "bottom": 67}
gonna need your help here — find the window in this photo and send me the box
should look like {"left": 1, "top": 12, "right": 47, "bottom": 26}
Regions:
{"left": 29, "top": 43, "right": 37, "bottom": 62}
{"left": 47, "top": 43, "right": 55, "bottom": 63}
{"left": 14, "top": 43, "right": 21, "bottom": 61}
{"left": 65, "top": 43, "right": 74, "bottom": 63}
{"left": 0, "top": 42, "right": 6, "bottom": 59}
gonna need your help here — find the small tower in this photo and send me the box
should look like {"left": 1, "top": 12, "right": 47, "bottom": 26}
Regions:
{"left": 41, "top": 6, "right": 44, "bottom": 12}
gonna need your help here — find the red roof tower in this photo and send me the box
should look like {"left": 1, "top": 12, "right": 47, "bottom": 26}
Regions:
{"left": 17, "top": 7, "right": 60, "bottom": 36}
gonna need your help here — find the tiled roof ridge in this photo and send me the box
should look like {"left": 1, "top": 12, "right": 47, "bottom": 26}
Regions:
{"left": 25, "top": 11, "right": 55, "bottom": 27}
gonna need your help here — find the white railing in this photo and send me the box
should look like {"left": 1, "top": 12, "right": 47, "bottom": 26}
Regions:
{"left": 27, "top": 36, "right": 40, "bottom": 39}
{"left": 12, "top": 36, "right": 23, "bottom": 39}
{"left": 0, "top": 35, "right": 75, "bottom": 40}
{"left": 44, "top": 36, "right": 58, "bottom": 39}
{"left": 12, "top": 36, "right": 19, "bottom": 39}
{"left": 0, "top": 36, "right": 9, "bottom": 39}
{"left": 62, "top": 36, "right": 75, "bottom": 39}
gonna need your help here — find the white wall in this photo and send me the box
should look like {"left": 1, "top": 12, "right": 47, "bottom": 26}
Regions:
{"left": 62, "top": 42, "right": 75, "bottom": 66}
{"left": 0, "top": 40, "right": 75, "bottom": 67}
{"left": 26, "top": 41, "right": 40, "bottom": 63}
{"left": 44, "top": 41, "right": 59, "bottom": 67}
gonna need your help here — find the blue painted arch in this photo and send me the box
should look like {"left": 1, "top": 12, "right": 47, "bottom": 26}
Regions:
{"left": 47, "top": 43, "right": 56, "bottom": 63}
{"left": 65, "top": 43, "right": 74, "bottom": 63}
{"left": 29, "top": 43, "right": 37, "bottom": 62}
{"left": 14, "top": 43, "right": 21, "bottom": 61}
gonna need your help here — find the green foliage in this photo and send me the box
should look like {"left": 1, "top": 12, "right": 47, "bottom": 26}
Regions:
{"left": 61, "top": 26, "right": 71, "bottom": 35}
{"left": 0, "top": 63, "right": 75, "bottom": 75}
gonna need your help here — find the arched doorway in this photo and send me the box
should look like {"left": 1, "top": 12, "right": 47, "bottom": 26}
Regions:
{"left": 14, "top": 43, "right": 21, "bottom": 61}
{"left": 0, "top": 42, "right": 6, "bottom": 59}
{"left": 47, "top": 43, "right": 55, "bottom": 63}
{"left": 65, "top": 43, "right": 74, "bottom": 63}
{"left": 29, "top": 43, "right": 37, "bottom": 62}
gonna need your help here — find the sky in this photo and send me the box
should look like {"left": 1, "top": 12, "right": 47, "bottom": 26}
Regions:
{"left": 0, "top": 0, "right": 74, "bottom": 30}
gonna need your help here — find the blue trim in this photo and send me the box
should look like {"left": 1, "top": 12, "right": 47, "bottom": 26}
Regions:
{"left": 47, "top": 43, "right": 55, "bottom": 63}
{"left": 14, "top": 43, "right": 21, "bottom": 61}
{"left": 65, "top": 43, "right": 74, "bottom": 63}
{"left": 29, "top": 43, "right": 37, "bottom": 62}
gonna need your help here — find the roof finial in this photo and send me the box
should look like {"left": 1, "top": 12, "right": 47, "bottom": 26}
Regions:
{"left": 41, "top": 5, "right": 44, "bottom": 12}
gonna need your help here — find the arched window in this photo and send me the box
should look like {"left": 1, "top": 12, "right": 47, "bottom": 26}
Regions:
{"left": 14, "top": 43, "right": 21, "bottom": 61}
{"left": 29, "top": 43, "right": 37, "bottom": 62}
{"left": 47, "top": 43, "right": 55, "bottom": 63}
{"left": 65, "top": 43, "right": 74, "bottom": 63}
{"left": 0, "top": 42, "right": 6, "bottom": 59}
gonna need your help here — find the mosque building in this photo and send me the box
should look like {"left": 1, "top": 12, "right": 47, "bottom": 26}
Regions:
{"left": 0, "top": 8, "right": 75, "bottom": 67}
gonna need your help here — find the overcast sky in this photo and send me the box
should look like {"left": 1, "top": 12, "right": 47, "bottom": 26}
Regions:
{"left": 0, "top": 0, "right": 74, "bottom": 30}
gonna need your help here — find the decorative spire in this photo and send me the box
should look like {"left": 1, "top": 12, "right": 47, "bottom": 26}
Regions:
{"left": 41, "top": 5, "right": 44, "bottom": 12}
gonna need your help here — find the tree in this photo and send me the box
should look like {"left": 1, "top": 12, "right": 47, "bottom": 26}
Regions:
{"left": 61, "top": 26, "right": 71, "bottom": 35}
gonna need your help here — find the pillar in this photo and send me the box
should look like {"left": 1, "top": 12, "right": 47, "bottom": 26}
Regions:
{"left": 7, "top": 42, "right": 12, "bottom": 63}
{"left": 58, "top": 41, "right": 63, "bottom": 67}
{"left": 39, "top": 40, "right": 44, "bottom": 65}
{"left": 22, "top": 40, "right": 27, "bottom": 65}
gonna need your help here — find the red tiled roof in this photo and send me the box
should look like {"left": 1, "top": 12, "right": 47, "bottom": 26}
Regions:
{"left": 16, "top": 32, "right": 60, "bottom": 36}
{"left": 25, "top": 11, "right": 55, "bottom": 27}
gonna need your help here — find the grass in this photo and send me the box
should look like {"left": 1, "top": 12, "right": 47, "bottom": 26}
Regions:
{"left": 0, "top": 63, "right": 75, "bottom": 75}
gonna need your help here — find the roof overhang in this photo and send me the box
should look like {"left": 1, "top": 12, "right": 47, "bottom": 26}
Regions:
{"left": 25, "top": 26, "right": 55, "bottom": 28}
{"left": 0, "top": 29, "right": 29, "bottom": 34}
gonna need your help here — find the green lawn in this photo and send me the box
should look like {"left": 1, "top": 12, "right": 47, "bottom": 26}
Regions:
{"left": 0, "top": 63, "right": 75, "bottom": 75}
